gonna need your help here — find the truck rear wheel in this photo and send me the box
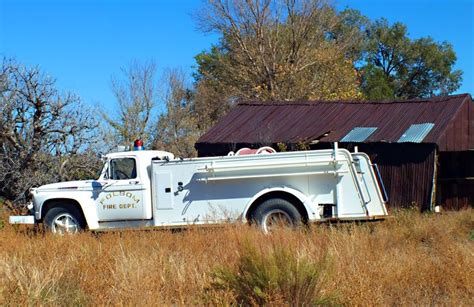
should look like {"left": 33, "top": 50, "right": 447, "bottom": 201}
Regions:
{"left": 44, "top": 206, "right": 85, "bottom": 235}
{"left": 252, "top": 198, "right": 302, "bottom": 233}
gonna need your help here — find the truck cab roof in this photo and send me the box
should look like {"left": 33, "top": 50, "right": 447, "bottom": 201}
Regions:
{"left": 105, "top": 150, "right": 175, "bottom": 161}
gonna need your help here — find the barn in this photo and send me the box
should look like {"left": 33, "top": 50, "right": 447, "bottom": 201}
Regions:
{"left": 195, "top": 94, "right": 474, "bottom": 211}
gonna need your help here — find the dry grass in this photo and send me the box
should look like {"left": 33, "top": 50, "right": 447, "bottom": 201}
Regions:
{"left": 0, "top": 208, "right": 473, "bottom": 305}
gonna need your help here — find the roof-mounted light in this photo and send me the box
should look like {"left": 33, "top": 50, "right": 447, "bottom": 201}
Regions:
{"left": 133, "top": 139, "right": 144, "bottom": 151}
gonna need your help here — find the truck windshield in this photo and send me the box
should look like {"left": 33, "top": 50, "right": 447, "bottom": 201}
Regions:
{"left": 109, "top": 158, "right": 137, "bottom": 180}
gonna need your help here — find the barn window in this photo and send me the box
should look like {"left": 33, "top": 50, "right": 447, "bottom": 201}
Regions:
{"left": 341, "top": 127, "right": 378, "bottom": 142}
{"left": 398, "top": 123, "right": 435, "bottom": 143}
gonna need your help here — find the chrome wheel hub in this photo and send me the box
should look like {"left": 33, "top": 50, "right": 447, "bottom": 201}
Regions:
{"left": 262, "top": 209, "right": 293, "bottom": 233}
{"left": 51, "top": 213, "right": 80, "bottom": 235}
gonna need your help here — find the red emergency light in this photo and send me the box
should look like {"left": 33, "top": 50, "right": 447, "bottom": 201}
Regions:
{"left": 133, "top": 139, "right": 144, "bottom": 151}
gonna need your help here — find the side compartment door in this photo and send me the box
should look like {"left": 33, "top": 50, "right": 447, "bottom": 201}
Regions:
{"left": 153, "top": 170, "right": 174, "bottom": 210}
{"left": 95, "top": 157, "right": 149, "bottom": 221}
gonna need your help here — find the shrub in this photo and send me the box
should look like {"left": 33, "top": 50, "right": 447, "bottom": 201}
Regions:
{"left": 210, "top": 240, "right": 336, "bottom": 305}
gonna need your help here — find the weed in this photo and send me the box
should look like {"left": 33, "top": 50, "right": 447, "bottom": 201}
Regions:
{"left": 0, "top": 209, "right": 472, "bottom": 305}
{"left": 210, "top": 240, "right": 336, "bottom": 305}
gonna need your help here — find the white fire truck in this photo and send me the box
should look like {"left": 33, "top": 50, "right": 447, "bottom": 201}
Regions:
{"left": 9, "top": 143, "right": 388, "bottom": 234}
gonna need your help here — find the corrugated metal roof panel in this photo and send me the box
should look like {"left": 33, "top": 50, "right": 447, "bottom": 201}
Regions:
{"left": 196, "top": 94, "right": 473, "bottom": 152}
{"left": 398, "top": 123, "right": 435, "bottom": 143}
{"left": 341, "top": 127, "right": 378, "bottom": 142}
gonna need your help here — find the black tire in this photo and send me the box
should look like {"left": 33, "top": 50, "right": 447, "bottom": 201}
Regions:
{"left": 252, "top": 198, "right": 302, "bottom": 233}
{"left": 43, "top": 205, "right": 86, "bottom": 235}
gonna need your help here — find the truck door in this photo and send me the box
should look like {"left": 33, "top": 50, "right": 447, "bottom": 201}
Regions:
{"left": 95, "top": 157, "right": 149, "bottom": 221}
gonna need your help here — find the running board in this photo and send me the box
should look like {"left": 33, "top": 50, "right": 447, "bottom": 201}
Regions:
{"left": 317, "top": 215, "right": 389, "bottom": 223}
{"left": 97, "top": 219, "right": 154, "bottom": 230}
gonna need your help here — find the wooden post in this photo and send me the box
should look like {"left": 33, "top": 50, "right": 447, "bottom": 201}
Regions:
{"left": 430, "top": 148, "right": 439, "bottom": 211}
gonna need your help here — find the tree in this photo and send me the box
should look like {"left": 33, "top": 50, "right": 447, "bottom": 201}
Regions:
{"left": 330, "top": 8, "right": 370, "bottom": 62}
{"left": 103, "top": 61, "right": 157, "bottom": 148}
{"left": 153, "top": 69, "right": 200, "bottom": 158}
{"left": 0, "top": 59, "right": 101, "bottom": 203}
{"left": 361, "top": 19, "right": 462, "bottom": 99}
{"left": 193, "top": 0, "right": 364, "bottom": 127}
{"left": 193, "top": 46, "right": 235, "bottom": 133}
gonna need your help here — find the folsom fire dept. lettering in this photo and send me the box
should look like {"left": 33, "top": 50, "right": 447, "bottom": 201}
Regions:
{"left": 100, "top": 191, "right": 140, "bottom": 209}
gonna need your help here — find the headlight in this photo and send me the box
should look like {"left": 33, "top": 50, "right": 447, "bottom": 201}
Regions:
{"left": 27, "top": 201, "right": 35, "bottom": 215}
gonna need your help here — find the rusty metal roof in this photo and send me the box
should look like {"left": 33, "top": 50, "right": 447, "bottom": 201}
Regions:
{"left": 196, "top": 94, "right": 473, "bottom": 152}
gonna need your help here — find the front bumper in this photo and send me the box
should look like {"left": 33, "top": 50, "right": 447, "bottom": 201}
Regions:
{"left": 9, "top": 200, "right": 37, "bottom": 225}
{"left": 9, "top": 215, "right": 35, "bottom": 225}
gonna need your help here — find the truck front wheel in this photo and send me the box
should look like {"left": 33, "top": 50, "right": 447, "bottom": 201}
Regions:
{"left": 252, "top": 198, "right": 303, "bottom": 233}
{"left": 44, "top": 206, "right": 85, "bottom": 235}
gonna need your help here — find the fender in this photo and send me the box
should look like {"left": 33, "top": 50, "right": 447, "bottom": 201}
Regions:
{"left": 242, "top": 186, "right": 319, "bottom": 222}
{"left": 36, "top": 193, "right": 100, "bottom": 230}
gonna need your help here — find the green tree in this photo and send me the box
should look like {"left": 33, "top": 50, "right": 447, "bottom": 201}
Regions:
{"left": 193, "top": 46, "right": 234, "bottom": 133}
{"left": 193, "top": 0, "right": 365, "bottom": 130}
{"left": 361, "top": 19, "right": 462, "bottom": 99}
{"left": 329, "top": 8, "right": 370, "bottom": 62}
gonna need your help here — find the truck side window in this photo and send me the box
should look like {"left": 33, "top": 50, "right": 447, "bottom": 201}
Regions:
{"left": 109, "top": 158, "right": 137, "bottom": 180}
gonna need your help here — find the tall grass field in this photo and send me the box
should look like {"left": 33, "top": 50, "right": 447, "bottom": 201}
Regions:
{"left": 0, "top": 207, "right": 473, "bottom": 305}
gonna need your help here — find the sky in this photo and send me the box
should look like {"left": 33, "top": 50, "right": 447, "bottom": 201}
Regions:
{"left": 0, "top": 0, "right": 473, "bottom": 113}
